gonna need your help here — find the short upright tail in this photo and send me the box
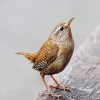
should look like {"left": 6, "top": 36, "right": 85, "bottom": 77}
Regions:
{"left": 16, "top": 51, "right": 37, "bottom": 63}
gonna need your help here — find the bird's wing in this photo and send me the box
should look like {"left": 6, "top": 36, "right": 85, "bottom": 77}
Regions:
{"left": 33, "top": 41, "right": 59, "bottom": 70}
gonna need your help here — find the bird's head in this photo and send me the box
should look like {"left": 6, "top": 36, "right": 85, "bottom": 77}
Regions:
{"left": 50, "top": 17, "right": 74, "bottom": 42}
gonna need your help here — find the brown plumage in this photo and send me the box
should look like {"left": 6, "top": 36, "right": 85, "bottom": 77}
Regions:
{"left": 16, "top": 18, "right": 74, "bottom": 98}
{"left": 16, "top": 51, "right": 37, "bottom": 62}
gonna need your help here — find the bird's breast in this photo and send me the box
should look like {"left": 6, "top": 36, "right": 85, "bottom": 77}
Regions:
{"left": 54, "top": 41, "right": 74, "bottom": 72}
{"left": 45, "top": 46, "right": 74, "bottom": 75}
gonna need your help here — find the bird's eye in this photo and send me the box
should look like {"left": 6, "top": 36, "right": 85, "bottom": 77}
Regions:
{"left": 60, "top": 27, "right": 64, "bottom": 31}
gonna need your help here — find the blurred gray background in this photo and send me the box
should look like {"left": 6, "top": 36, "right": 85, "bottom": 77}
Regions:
{"left": 0, "top": 0, "right": 100, "bottom": 100}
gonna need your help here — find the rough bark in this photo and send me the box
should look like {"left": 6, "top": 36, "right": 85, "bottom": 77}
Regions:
{"left": 37, "top": 25, "right": 100, "bottom": 100}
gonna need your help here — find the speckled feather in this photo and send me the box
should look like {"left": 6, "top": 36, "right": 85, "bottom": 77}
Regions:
{"left": 33, "top": 40, "right": 59, "bottom": 70}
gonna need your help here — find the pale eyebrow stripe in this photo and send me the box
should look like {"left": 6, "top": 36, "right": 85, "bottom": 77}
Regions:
{"left": 54, "top": 26, "right": 61, "bottom": 33}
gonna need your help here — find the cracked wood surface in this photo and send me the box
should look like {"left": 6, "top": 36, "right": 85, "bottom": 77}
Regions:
{"left": 37, "top": 25, "right": 100, "bottom": 100}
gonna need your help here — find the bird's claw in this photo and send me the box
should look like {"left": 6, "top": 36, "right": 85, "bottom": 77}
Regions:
{"left": 49, "top": 93, "right": 62, "bottom": 98}
{"left": 49, "top": 84, "right": 70, "bottom": 92}
{"left": 41, "top": 92, "right": 62, "bottom": 98}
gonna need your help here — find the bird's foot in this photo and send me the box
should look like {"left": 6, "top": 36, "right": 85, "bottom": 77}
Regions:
{"left": 49, "top": 93, "right": 62, "bottom": 98}
{"left": 50, "top": 84, "right": 70, "bottom": 92}
{"left": 41, "top": 91, "right": 62, "bottom": 98}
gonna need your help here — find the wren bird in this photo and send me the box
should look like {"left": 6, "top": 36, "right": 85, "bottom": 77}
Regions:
{"left": 16, "top": 18, "right": 74, "bottom": 97}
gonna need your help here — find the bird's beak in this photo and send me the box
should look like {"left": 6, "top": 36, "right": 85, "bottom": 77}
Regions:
{"left": 65, "top": 17, "right": 74, "bottom": 27}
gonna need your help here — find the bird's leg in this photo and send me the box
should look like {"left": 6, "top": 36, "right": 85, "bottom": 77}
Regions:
{"left": 40, "top": 74, "right": 62, "bottom": 98}
{"left": 50, "top": 75, "right": 70, "bottom": 92}
{"left": 40, "top": 74, "right": 50, "bottom": 94}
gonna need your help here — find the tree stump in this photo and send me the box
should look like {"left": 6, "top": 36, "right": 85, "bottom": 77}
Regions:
{"left": 37, "top": 25, "right": 100, "bottom": 100}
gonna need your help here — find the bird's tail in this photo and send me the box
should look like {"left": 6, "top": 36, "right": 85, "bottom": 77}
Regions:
{"left": 16, "top": 51, "right": 37, "bottom": 63}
